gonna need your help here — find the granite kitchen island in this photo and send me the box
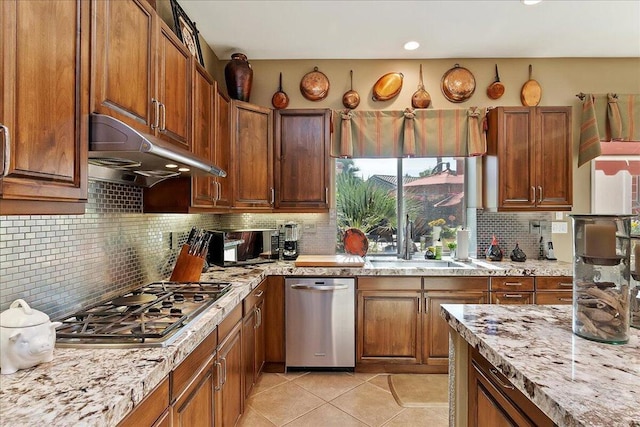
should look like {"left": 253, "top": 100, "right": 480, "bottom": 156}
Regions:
{"left": 441, "top": 304, "right": 640, "bottom": 426}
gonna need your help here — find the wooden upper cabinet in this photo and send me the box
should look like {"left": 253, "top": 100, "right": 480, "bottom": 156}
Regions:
{"left": 0, "top": 0, "right": 89, "bottom": 214}
{"left": 191, "top": 61, "right": 216, "bottom": 208}
{"left": 231, "top": 100, "right": 273, "bottom": 210}
{"left": 214, "top": 88, "right": 232, "bottom": 208}
{"left": 92, "top": 0, "right": 155, "bottom": 132}
{"left": 92, "top": 0, "right": 192, "bottom": 149}
{"left": 274, "top": 109, "right": 331, "bottom": 211}
{"left": 156, "top": 20, "right": 191, "bottom": 149}
{"left": 484, "top": 106, "right": 572, "bottom": 211}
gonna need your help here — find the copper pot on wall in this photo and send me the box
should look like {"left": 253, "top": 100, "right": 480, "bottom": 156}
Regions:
{"left": 224, "top": 53, "right": 253, "bottom": 102}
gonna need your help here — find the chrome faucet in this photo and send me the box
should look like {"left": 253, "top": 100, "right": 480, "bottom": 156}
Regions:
{"left": 401, "top": 214, "right": 413, "bottom": 260}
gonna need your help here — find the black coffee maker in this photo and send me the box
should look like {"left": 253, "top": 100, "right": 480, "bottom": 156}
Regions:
{"left": 282, "top": 222, "right": 299, "bottom": 260}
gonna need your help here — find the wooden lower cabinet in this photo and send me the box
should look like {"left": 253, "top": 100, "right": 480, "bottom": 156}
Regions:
{"left": 264, "top": 276, "right": 285, "bottom": 372}
{"left": 535, "top": 291, "right": 572, "bottom": 305}
{"left": 468, "top": 347, "right": 553, "bottom": 427}
{"left": 422, "top": 277, "right": 489, "bottom": 371}
{"left": 215, "top": 305, "right": 243, "bottom": 427}
{"left": 172, "top": 356, "right": 216, "bottom": 427}
{"left": 243, "top": 280, "right": 267, "bottom": 398}
{"left": 357, "top": 277, "right": 422, "bottom": 367}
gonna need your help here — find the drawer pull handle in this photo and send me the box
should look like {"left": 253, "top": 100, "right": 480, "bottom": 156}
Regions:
{"left": 504, "top": 294, "right": 523, "bottom": 298}
{"left": 254, "top": 290, "right": 264, "bottom": 298}
{"left": 489, "top": 368, "right": 515, "bottom": 390}
{"left": 558, "top": 298, "right": 572, "bottom": 302}
{"left": 504, "top": 282, "right": 523, "bottom": 287}
{"left": 558, "top": 282, "right": 573, "bottom": 287}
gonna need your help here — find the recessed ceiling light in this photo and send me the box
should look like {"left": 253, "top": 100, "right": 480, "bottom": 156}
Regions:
{"left": 404, "top": 41, "right": 420, "bottom": 51}
{"left": 522, "top": 0, "right": 542, "bottom": 5}
{"left": 165, "top": 164, "right": 178, "bottom": 169}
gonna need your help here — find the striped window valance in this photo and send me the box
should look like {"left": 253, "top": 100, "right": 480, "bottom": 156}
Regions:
{"left": 331, "top": 107, "right": 487, "bottom": 158}
{"left": 578, "top": 93, "right": 640, "bottom": 167}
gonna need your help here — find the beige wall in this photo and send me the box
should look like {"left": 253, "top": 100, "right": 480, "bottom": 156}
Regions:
{"left": 212, "top": 53, "right": 639, "bottom": 261}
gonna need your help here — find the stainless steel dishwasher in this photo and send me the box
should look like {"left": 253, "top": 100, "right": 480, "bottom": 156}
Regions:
{"left": 285, "top": 277, "right": 355, "bottom": 368}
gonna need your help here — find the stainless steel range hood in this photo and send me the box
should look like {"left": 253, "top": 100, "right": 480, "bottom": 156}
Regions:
{"left": 89, "top": 114, "right": 226, "bottom": 187}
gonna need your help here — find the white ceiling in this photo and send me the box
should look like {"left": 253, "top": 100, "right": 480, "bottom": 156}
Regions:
{"left": 178, "top": 0, "right": 640, "bottom": 60}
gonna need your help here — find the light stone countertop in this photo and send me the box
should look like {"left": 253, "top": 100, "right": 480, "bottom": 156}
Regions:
{"left": 0, "top": 258, "right": 572, "bottom": 426}
{"left": 441, "top": 304, "right": 640, "bottom": 427}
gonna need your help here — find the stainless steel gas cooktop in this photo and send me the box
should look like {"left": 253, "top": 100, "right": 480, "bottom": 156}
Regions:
{"left": 55, "top": 281, "right": 231, "bottom": 348}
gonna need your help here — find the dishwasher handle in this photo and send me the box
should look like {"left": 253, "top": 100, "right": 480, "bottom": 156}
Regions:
{"left": 290, "top": 284, "right": 349, "bottom": 291}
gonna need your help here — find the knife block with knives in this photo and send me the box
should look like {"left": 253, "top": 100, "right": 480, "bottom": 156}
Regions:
{"left": 170, "top": 229, "right": 211, "bottom": 282}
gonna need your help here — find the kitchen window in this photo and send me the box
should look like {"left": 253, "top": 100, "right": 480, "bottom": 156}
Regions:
{"left": 336, "top": 157, "right": 465, "bottom": 256}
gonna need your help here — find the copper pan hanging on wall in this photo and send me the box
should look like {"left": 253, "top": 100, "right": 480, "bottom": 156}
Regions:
{"left": 441, "top": 63, "right": 476, "bottom": 103}
{"left": 300, "top": 66, "right": 330, "bottom": 101}
{"left": 372, "top": 72, "right": 404, "bottom": 101}
{"left": 342, "top": 70, "right": 360, "bottom": 109}
{"left": 411, "top": 64, "right": 431, "bottom": 108}
{"left": 271, "top": 72, "right": 289, "bottom": 109}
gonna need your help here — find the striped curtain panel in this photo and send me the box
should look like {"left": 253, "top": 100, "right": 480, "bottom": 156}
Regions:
{"left": 578, "top": 93, "right": 640, "bottom": 167}
{"left": 331, "top": 107, "right": 487, "bottom": 158}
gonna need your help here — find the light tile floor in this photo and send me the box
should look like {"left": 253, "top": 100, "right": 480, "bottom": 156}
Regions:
{"left": 238, "top": 372, "right": 450, "bottom": 427}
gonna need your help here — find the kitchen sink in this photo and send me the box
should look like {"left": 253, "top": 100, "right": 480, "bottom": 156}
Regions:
{"left": 366, "top": 257, "right": 474, "bottom": 269}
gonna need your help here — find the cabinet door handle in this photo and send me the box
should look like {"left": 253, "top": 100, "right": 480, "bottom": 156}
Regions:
{"left": 531, "top": 186, "right": 535, "bottom": 203}
{"left": 270, "top": 187, "right": 275, "bottom": 205}
{"left": 221, "top": 357, "right": 227, "bottom": 385}
{"left": 159, "top": 102, "right": 167, "bottom": 131}
{"left": 489, "top": 368, "right": 515, "bottom": 390}
{"left": 254, "top": 290, "right": 264, "bottom": 298}
{"left": 538, "top": 186, "right": 543, "bottom": 204}
{"left": 214, "top": 361, "right": 222, "bottom": 391}
{"left": 325, "top": 187, "right": 329, "bottom": 202}
{"left": 0, "top": 124, "right": 10, "bottom": 177}
{"left": 255, "top": 307, "right": 262, "bottom": 329}
{"left": 151, "top": 98, "right": 160, "bottom": 129}
{"left": 211, "top": 178, "right": 218, "bottom": 202}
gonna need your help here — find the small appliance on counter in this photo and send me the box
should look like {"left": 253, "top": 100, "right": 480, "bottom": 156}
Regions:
{"left": 282, "top": 222, "right": 299, "bottom": 260}
{"left": 207, "top": 229, "right": 279, "bottom": 267}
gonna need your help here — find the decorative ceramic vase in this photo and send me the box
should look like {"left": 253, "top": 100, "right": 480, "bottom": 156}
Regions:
{"left": 224, "top": 53, "right": 253, "bottom": 102}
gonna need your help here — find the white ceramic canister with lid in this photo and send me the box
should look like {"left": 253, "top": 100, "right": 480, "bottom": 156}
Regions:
{"left": 0, "top": 299, "right": 61, "bottom": 374}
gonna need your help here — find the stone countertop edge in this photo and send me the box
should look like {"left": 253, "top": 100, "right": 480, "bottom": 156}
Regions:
{"left": 0, "top": 259, "right": 571, "bottom": 427}
{"left": 439, "top": 304, "right": 640, "bottom": 427}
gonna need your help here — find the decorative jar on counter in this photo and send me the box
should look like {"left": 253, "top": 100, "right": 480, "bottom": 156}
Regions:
{"left": 570, "top": 214, "right": 634, "bottom": 344}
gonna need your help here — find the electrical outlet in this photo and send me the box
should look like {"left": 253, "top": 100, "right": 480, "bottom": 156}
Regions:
{"left": 555, "top": 212, "right": 564, "bottom": 220}
{"left": 529, "top": 220, "right": 541, "bottom": 234}
{"left": 304, "top": 223, "right": 317, "bottom": 234}
{"left": 551, "top": 221, "right": 568, "bottom": 234}
{"left": 169, "top": 232, "right": 179, "bottom": 250}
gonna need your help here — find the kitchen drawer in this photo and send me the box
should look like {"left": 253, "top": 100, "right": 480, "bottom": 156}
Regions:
{"left": 491, "top": 292, "right": 534, "bottom": 305}
{"left": 423, "top": 276, "right": 489, "bottom": 291}
{"left": 491, "top": 277, "right": 534, "bottom": 292}
{"left": 535, "top": 276, "right": 573, "bottom": 291}
{"left": 219, "top": 304, "right": 242, "bottom": 342}
{"left": 243, "top": 279, "right": 267, "bottom": 316}
{"left": 358, "top": 276, "right": 421, "bottom": 291}
{"left": 535, "top": 291, "right": 573, "bottom": 305}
